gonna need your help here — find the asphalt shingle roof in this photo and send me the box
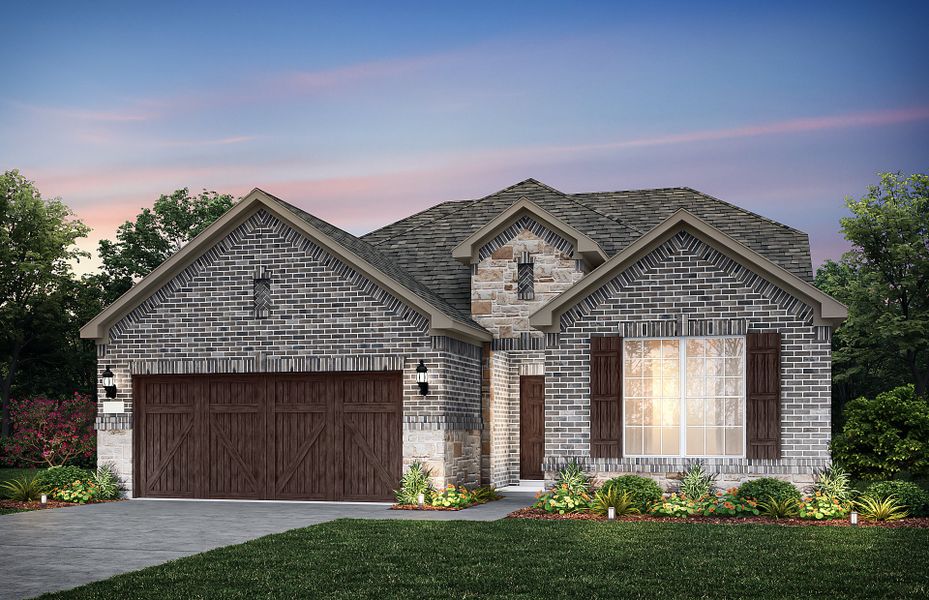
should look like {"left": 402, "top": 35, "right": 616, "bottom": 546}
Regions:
{"left": 362, "top": 179, "right": 814, "bottom": 316}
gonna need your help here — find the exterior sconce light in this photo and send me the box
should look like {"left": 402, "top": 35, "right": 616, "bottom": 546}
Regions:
{"left": 101, "top": 366, "right": 117, "bottom": 399}
{"left": 850, "top": 510, "right": 858, "bottom": 526}
{"left": 415, "top": 360, "right": 429, "bottom": 396}
{"left": 607, "top": 506, "right": 616, "bottom": 521}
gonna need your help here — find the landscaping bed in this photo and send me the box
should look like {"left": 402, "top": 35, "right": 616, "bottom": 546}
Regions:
{"left": 508, "top": 506, "right": 929, "bottom": 528}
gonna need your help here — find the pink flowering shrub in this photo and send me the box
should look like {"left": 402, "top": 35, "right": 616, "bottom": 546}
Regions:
{"left": 3, "top": 393, "right": 96, "bottom": 467}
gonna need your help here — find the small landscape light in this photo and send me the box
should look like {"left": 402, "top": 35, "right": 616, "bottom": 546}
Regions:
{"left": 101, "top": 365, "right": 117, "bottom": 399}
{"left": 607, "top": 506, "right": 616, "bottom": 521}
{"left": 415, "top": 360, "right": 429, "bottom": 396}
{"left": 417, "top": 492, "right": 425, "bottom": 508}
{"left": 40, "top": 494, "right": 47, "bottom": 506}
{"left": 850, "top": 510, "right": 858, "bottom": 526}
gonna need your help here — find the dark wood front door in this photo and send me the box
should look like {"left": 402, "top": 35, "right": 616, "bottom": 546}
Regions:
{"left": 520, "top": 375, "right": 545, "bottom": 480}
{"left": 135, "top": 372, "right": 401, "bottom": 501}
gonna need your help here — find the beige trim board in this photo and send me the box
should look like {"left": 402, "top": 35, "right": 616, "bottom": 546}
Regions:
{"left": 81, "top": 189, "right": 491, "bottom": 345}
{"left": 529, "top": 209, "right": 847, "bottom": 332}
{"left": 451, "top": 197, "right": 608, "bottom": 266}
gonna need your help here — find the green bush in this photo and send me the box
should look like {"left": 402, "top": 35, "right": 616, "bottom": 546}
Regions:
{"left": 832, "top": 385, "right": 929, "bottom": 480}
{"left": 649, "top": 493, "right": 701, "bottom": 517}
{"left": 51, "top": 479, "right": 102, "bottom": 504}
{"left": 533, "top": 461, "right": 593, "bottom": 514}
{"left": 553, "top": 460, "right": 591, "bottom": 494}
{"left": 589, "top": 488, "right": 639, "bottom": 517}
{"left": 430, "top": 484, "right": 474, "bottom": 509}
{"left": 0, "top": 473, "right": 44, "bottom": 501}
{"left": 737, "top": 478, "right": 802, "bottom": 504}
{"left": 865, "top": 481, "right": 929, "bottom": 516}
{"left": 798, "top": 492, "right": 852, "bottom": 520}
{"left": 600, "top": 475, "right": 663, "bottom": 511}
{"left": 35, "top": 465, "right": 91, "bottom": 492}
{"left": 92, "top": 463, "right": 123, "bottom": 500}
{"left": 811, "top": 465, "right": 855, "bottom": 501}
{"left": 470, "top": 486, "right": 502, "bottom": 504}
{"left": 394, "top": 462, "right": 434, "bottom": 505}
{"left": 679, "top": 462, "right": 716, "bottom": 499}
{"left": 700, "top": 489, "right": 761, "bottom": 517}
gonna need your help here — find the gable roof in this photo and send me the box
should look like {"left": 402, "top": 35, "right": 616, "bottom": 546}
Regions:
{"left": 363, "top": 179, "right": 815, "bottom": 316}
{"left": 529, "top": 209, "right": 847, "bottom": 331}
{"left": 451, "top": 197, "right": 608, "bottom": 265}
{"left": 80, "top": 189, "right": 491, "bottom": 344}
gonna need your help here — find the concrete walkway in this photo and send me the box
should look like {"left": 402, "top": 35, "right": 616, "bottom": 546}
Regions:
{"left": 0, "top": 491, "right": 535, "bottom": 600}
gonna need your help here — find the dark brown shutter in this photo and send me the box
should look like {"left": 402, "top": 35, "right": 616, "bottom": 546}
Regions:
{"left": 590, "top": 336, "right": 622, "bottom": 458}
{"left": 746, "top": 332, "right": 781, "bottom": 459}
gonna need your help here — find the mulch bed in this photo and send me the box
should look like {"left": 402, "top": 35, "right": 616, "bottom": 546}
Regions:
{"left": 391, "top": 504, "right": 464, "bottom": 511}
{"left": 0, "top": 499, "right": 123, "bottom": 512}
{"left": 507, "top": 507, "right": 929, "bottom": 528}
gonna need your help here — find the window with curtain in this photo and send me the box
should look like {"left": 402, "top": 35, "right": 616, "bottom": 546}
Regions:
{"left": 623, "top": 337, "right": 745, "bottom": 457}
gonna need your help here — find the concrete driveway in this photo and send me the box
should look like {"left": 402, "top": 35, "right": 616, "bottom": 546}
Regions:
{"left": 0, "top": 492, "right": 534, "bottom": 600}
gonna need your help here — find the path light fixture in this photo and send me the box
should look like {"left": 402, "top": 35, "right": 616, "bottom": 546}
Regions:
{"left": 40, "top": 494, "right": 47, "bottom": 506}
{"left": 415, "top": 360, "right": 429, "bottom": 396}
{"left": 101, "top": 366, "right": 117, "bottom": 399}
{"left": 850, "top": 510, "right": 858, "bottom": 526}
{"left": 417, "top": 492, "right": 425, "bottom": 508}
{"left": 607, "top": 506, "right": 616, "bottom": 521}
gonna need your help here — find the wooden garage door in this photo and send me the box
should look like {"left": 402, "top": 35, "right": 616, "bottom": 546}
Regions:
{"left": 134, "top": 372, "right": 401, "bottom": 501}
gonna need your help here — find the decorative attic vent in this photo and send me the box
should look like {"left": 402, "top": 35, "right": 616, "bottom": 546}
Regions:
{"left": 517, "top": 253, "right": 534, "bottom": 300}
{"left": 254, "top": 267, "right": 272, "bottom": 319}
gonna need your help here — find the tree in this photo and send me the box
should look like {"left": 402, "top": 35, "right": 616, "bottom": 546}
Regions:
{"left": 98, "top": 188, "right": 234, "bottom": 304}
{"left": 0, "top": 170, "right": 89, "bottom": 437}
{"left": 829, "top": 172, "right": 929, "bottom": 398}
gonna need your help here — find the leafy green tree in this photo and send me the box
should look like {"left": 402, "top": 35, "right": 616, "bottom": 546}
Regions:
{"left": 816, "top": 172, "right": 929, "bottom": 401}
{"left": 98, "top": 188, "right": 234, "bottom": 304}
{"left": 0, "top": 170, "right": 89, "bottom": 437}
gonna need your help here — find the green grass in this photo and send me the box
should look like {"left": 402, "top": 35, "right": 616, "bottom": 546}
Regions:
{"left": 0, "top": 467, "right": 46, "bottom": 487}
{"left": 0, "top": 506, "right": 28, "bottom": 515}
{"left": 37, "top": 519, "right": 929, "bottom": 599}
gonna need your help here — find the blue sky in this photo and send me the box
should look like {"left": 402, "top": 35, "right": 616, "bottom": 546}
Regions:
{"left": 1, "top": 1, "right": 927, "bottom": 272}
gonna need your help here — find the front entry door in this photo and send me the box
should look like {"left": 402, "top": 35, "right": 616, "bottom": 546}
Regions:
{"left": 519, "top": 375, "right": 545, "bottom": 480}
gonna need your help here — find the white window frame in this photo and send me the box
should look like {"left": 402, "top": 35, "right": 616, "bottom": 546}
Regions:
{"left": 621, "top": 336, "right": 747, "bottom": 459}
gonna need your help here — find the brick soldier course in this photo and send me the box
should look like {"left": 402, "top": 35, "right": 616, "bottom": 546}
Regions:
{"left": 81, "top": 178, "right": 846, "bottom": 498}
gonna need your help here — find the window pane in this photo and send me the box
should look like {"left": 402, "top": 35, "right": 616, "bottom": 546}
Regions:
{"left": 706, "top": 427, "right": 725, "bottom": 455}
{"left": 686, "top": 427, "right": 705, "bottom": 455}
{"left": 686, "top": 397, "right": 704, "bottom": 425}
{"left": 626, "top": 357, "right": 643, "bottom": 377}
{"left": 686, "top": 370, "right": 704, "bottom": 398}
{"left": 725, "top": 397, "right": 743, "bottom": 427}
{"left": 661, "top": 339, "right": 679, "bottom": 358}
{"left": 644, "top": 428, "right": 662, "bottom": 454}
{"left": 624, "top": 378, "right": 643, "bottom": 397}
{"left": 706, "top": 338, "right": 724, "bottom": 357}
{"left": 724, "top": 358, "right": 742, "bottom": 377}
{"left": 713, "top": 376, "right": 727, "bottom": 397}
{"left": 662, "top": 427, "right": 680, "bottom": 455}
{"left": 686, "top": 358, "right": 703, "bottom": 382}
{"left": 706, "top": 358, "right": 724, "bottom": 377}
{"left": 686, "top": 338, "right": 705, "bottom": 357}
{"left": 725, "top": 427, "right": 743, "bottom": 455}
{"left": 662, "top": 397, "right": 680, "bottom": 426}
{"left": 625, "top": 427, "right": 643, "bottom": 455}
{"left": 708, "top": 397, "right": 726, "bottom": 426}
{"left": 725, "top": 378, "right": 740, "bottom": 397}
{"left": 662, "top": 374, "right": 679, "bottom": 397}
{"left": 644, "top": 340, "right": 662, "bottom": 359}
{"left": 724, "top": 337, "right": 744, "bottom": 357}
{"left": 625, "top": 398, "right": 643, "bottom": 425}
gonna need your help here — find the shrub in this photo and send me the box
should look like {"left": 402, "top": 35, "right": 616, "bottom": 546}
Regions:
{"left": 679, "top": 462, "right": 716, "bottom": 499}
{"left": 35, "top": 465, "right": 92, "bottom": 493}
{"left": 758, "top": 497, "right": 799, "bottom": 519}
{"left": 855, "top": 495, "right": 908, "bottom": 521}
{"left": 5, "top": 394, "right": 96, "bottom": 467}
{"left": 649, "top": 493, "right": 701, "bottom": 518}
{"left": 394, "top": 462, "right": 434, "bottom": 505}
{"left": 798, "top": 492, "right": 852, "bottom": 520}
{"left": 590, "top": 488, "right": 639, "bottom": 517}
{"left": 533, "top": 484, "right": 591, "bottom": 514}
{"left": 600, "top": 475, "right": 663, "bottom": 512}
{"left": 0, "top": 473, "right": 44, "bottom": 501}
{"left": 811, "top": 465, "right": 855, "bottom": 501}
{"left": 700, "top": 489, "right": 760, "bottom": 517}
{"left": 832, "top": 385, "right": 929, "bottom": 480}
{"left": 51, "top": 479, "right": 102, "bottom": 504}
{"left": 737, "top": 478, "right": 802, "bottom": 504}
{"left": 430, "top": 484, "right": 474, "bottom": 509}
{"left": 553, "top": 459, "right": 591, "bottom": 494}
{"left": 470, "top": 486, "right": 502, "bottom": 504}
{"left": 865, "top": 481, "right": 929, "bottom": 516}
{"left": 92, "top": 463, "right": 123, "bottom": 500}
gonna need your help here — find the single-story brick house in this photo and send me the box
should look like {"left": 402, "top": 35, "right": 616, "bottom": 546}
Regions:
{"left": 81, "top": 179, "right": 846, "bottom": 500}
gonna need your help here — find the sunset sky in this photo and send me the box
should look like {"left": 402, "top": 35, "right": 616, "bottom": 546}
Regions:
{"left": 2, "top": 1, "right": 927, "bottom": 274}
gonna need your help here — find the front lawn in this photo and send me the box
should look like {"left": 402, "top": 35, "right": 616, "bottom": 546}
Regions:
{"left": 38, "top": 518, "right": 929, "bottom": 599}
{"left": 0, "top": 467, "right": 46, "bottom": 486}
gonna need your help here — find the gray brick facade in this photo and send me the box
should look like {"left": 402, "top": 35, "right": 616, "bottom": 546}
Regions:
{"left": 96, "top": 209, "right": 482, "bottom": 494}
{"left": 543, "top": 231, "right": 832, "bottom": 486}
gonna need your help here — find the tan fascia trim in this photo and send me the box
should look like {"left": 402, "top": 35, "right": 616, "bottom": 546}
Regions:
{"left": 451, "top": 197, "right": 608, "bottom": 266}
{"left": 81, "top": 189, "right": 491, "bottom": 344}
{"left": 530, "top": 208, "right": 848, "bottom": 332}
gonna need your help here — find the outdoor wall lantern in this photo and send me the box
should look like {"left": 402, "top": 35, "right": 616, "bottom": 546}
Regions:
{"left": 415, "top": 360, "right": 429, "bottom": 396}
{"left": 101, "top": 366, "right": 117, "bottom": 399}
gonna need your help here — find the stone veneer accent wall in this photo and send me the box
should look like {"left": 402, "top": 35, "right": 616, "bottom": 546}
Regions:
{"left": 544, "top": 231, "right": 832, "bottom": 489}
{"left": 96, "top": 209, "right": 482, "bottom": 494}
{"left": 470, "top": 218, "right": 587, "bottom": 341}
